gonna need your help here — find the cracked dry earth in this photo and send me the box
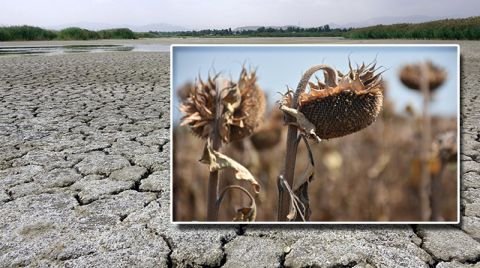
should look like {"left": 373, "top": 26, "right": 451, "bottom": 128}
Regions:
{"left": 0, "top": 43, "right": 479, "bottom": 268}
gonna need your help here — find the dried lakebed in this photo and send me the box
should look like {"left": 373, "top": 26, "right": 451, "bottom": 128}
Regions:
{"left": 0, "top": 46, "right": 479, "bottom": 267}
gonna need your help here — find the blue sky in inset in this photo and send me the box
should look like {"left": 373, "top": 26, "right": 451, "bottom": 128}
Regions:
{"left": 172, "top": 45, "right": 458, "bottom": 124}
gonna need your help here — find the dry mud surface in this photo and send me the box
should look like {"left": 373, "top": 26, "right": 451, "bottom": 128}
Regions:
{"left": 0, "top": 41, "right": 479, "bottom": 267}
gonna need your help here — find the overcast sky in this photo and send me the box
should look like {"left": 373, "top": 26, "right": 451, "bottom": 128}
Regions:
{"left": 0, "top": 0, "right": 479, "bottom": 29}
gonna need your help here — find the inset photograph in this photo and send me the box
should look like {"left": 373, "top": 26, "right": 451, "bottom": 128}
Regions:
{"left": 171, "top": 45, "right": 459, "bottom": 223}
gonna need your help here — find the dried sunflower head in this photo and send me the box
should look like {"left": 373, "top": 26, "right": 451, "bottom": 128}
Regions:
{"left": 249, "top": 107, "right": 284, "bottom": 150}
{"left": 179, "top": 75, "right": 217, "bottom": 139}
{"left": 226, "top": 68, "right": 266, "bottom": 142}
{"left": 434, "top": 131, "right": 457, "bottom": 163}
{"left": 282, "top": 62, "right": 384, "bottom": 140}
{"left": 179, "top": 68, "right": 265, "bottom": 143}
{"left": 399, "top": 61, "right": 446, "bottom": 92}
{"left": 176, "top": 81, "right": 194, "bottom": 101}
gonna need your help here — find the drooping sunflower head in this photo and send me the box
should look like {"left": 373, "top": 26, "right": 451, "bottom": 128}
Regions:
{"left": 399, "top": 61, "right": 446, "bottom": 92}
{"left": 179, "top": 68, "right": 265, "bottom": 143}
{"left": 282, "top": 62, "right": 384, "bottom": 140}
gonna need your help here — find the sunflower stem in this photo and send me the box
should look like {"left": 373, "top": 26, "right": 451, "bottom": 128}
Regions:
{"left": 431, "top": 158, "right": 447, "bottom": 220}
{"left": 278, "top": 65, "right": 332, "bottom": 221}
{"left": 206, "top": 79, "right": 227, "bottom": 221}
{"left": 206, "top": 138, "right": 221, "bottom": 221}
{"left": 420, "top": 62, "right": 432, "bottom": 221}
{"left": 278, "top": 125, "right": 300, "bottom": 220}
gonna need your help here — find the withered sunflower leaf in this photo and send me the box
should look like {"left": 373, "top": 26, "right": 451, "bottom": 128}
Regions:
{"left": 199, "top": 141, "right": 261, "bottom": 193}
{"left": 280, "top": 105, "right": 321, "bottom": 142}
{"left": 293, "top": 159, "right": 315, "bottom": 191}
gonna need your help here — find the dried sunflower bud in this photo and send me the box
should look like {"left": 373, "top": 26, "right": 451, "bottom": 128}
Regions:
{"left": 399, "top": 61, "right": 446, "bottom": 92}
{"left": 282, "top": 62, "right": 384, "bottom": 140}
{"left": 179, "top": 68, "right": 265, "bottom": 143}
{"left": 250, "top": 108, "right": 284, "bottom": 150}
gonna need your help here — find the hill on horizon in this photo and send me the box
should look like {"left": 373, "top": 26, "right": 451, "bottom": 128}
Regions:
{"left": 46, "top": 22, "right": 188, "bottom": 32}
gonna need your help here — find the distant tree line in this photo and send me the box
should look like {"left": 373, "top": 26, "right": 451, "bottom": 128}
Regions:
{"left": 0, "top": 26, "right": 56, "bottom": 41}
{"left": 344, "top": 16, "right": 480, "bottom": 40}
{"left": 151, "top": 25, "right": 349, "bottom": 37}
{"left": 1, "top": 16, "right": 480, "bottom": 41}
{"left": 0, "top": 26, "right": 137, "bottom": 41}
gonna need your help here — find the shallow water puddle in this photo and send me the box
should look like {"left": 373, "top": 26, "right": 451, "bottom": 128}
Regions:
{"left": 0, "top": 44, "right": 170, "bottom": 56}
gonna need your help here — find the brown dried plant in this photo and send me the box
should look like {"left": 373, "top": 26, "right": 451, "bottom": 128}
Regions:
{"left": 399, "top": 61, "right": 446, "bottom": 221}
{"left": 430, "top": 131, "right": 457, "bottom": 221}
{"left": 179, "top": 67, "right": 265, "bottom": 221}
{"left": 226, "top": 107, "right": 286, "bottom": 219}
{"left": 281, "top": 62, "right": 384, "bottom": 140}
{"left": 400, "top": 61, "right": 446, "bottom": 92}
{"left": 278, "top": 62, "right": 385, "bottom": 221}
{"left": 180, "top": 68, "right": 265, "bottom": 143}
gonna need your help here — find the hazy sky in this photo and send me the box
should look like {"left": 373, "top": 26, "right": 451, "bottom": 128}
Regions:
{"left": 1, "top": 0, "right": 479, "bottom": 29}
